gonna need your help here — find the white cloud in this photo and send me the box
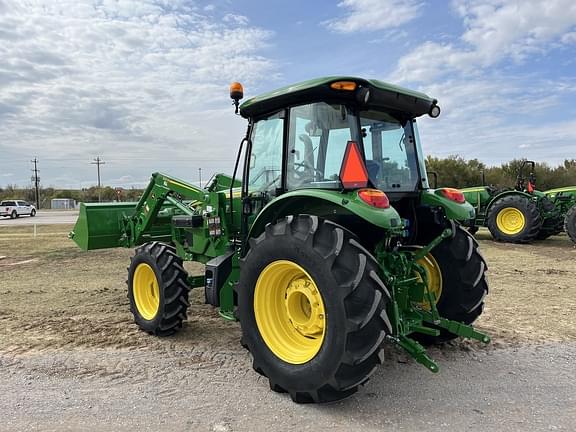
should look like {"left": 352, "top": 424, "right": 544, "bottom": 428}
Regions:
{"left": 562, "top": 32, "right": 576, "bottom": 44}
{"left": 415, "top": 76, "right": 576, "bottom": 165}
{"left": 223, "top": 13, "right": 249, "bottom": 26}
{"left": 0, "top": 0, "right": 277, "bottom": 187}
{"left": 393, "top": 0, "right": 576, "bottom": 83}
{"left": 385, "top": 1, "right": 576, "bottom": 165}
{"left": 323, "top": 0, "right": 422, "bottom": 33}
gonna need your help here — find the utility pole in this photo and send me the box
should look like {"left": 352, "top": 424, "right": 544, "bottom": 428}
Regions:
{"left": 198, "top": 167, "right": 202, "bottom": 188}
{"left": 31, "top": 158, "right": 40, "bottom": 209}
{"left": 91, "top": 156, "right": 105, "bottom": 202}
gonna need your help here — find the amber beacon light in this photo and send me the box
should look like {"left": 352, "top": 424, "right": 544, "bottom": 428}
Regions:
{"left": 230, "top": 82, "right": 244, "bottom": 113}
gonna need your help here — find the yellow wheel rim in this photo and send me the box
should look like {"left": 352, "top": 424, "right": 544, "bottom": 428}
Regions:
{"left": 416, "top": 253, "right": 443, "bottom": 310}
{"left": 496, "top": 207, "right": 526, "bottom": 235}
{"left": 254, "top": 260, "right": 326, "bottom": 364}
{"left": 133, "top": 263, "right": 160, "bottom": 320}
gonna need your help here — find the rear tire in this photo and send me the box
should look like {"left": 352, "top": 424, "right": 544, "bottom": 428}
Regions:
{"left": 536, "top": 216, "right": 563, "bottom": 239}
{"left": 565, "top": 205, "right": 576, "bottom": 244}
{"left": 487, "top": 195, "right": 541, "bottom": 243}
{"left": 415, "top": 224, "right": 488, "bottom": 344}
{"left": 237, "top": 215, "right": 391, "bottom": 404}
{"left": 127, "top": 241, "right": 190, "bottom": 336}
{"left": 10, "top": 211, "right": 17, "bottom": 219}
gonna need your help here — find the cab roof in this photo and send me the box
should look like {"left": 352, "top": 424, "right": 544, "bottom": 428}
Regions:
{"left": 239, "top": 76, "right": 437, "bottom": 120}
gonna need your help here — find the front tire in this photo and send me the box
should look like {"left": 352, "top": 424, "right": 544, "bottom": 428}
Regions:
{"left": 237, "top": 215, "right": 391, "bottom": 403}
{"left": 127, "top": 241, "right": 190, "bottom": 336}
{"left": 416, "top": 224, "right": 488, "bottom": 344}
{"left": 487, "top": 195, "right": 541, "bottom": 243}
{"left": 565, "top": 205, "right": 576, "bottom": 244}
{"left": 30, "top": 209, "right": 36, "bottom": 217}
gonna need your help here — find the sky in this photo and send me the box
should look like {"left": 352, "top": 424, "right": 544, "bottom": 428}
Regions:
{"left": 1, "top": 0, "right": 576, "bottom": 189}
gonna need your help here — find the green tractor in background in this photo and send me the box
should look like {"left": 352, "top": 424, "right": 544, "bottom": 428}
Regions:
{"left": 461, "top": 161, "right": 563, "bottom": 243}
{"left": 544, "top": 186, "right": 576, "bottom": 244}
{"left": 70, "top": 77, "right": 489, "bottom": 403}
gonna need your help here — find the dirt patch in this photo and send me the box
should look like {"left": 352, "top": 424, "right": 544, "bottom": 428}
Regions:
{"left": 0, "top": 225, "right": 239, "bottom": 358}
{"left": 0, "top": 225, "right": 575, "bottom": 357}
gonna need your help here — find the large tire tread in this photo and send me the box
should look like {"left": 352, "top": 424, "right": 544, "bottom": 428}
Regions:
{"left": 416, "top": 224, "right": 488, "bottom": 344}
{"left": 565, "top": 205, "right": 576, "bottom": 244}
{"left": 487, "top": 195, "right": 541, "bottom": 243}
{"left": 237, "top": 215, "right": 391, "bottom": 404}
{"left": 128, "top": 241, "right": 190, "bottom": 336}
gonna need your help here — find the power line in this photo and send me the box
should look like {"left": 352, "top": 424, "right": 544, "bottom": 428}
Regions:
{"left": 2, "top": 158, "right": 236, "bottom": 162}
{"left": 31, "top": 158, "right": 40, "bottom": 209}
{"left": 91, "top": 156, "right": 105, "bottom": 202}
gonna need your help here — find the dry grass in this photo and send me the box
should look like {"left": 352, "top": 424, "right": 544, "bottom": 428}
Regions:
{"left": 473, "top": 228, "right": 576, "bottom": 346}
{"left": 0, "top": 224, "right": 236, "bottom": 355}
{"left": 0, "top": 224, "right": 575, "bottom": 356}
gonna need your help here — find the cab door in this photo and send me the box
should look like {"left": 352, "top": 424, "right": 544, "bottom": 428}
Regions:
{"left": 242, "top": 111, "right": 285, "bottom": 222}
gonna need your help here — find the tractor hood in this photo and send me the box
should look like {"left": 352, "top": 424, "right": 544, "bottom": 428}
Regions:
{"left": 240, "top": 76, "right": 438, "bottom": 121}
{"left": 544, "top": 186, "right": 576, "bottom": 198}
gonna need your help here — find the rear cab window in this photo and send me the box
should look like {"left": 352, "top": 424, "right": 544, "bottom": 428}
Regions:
{"left": 1, "top": 201, "right": 16, "bottom": 206}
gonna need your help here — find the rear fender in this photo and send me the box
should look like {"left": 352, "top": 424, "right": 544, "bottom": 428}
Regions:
{"left": 246, "top": 189, "right": 403, "bottom": 244}
{"left": 421, "top": 189, "right": 476, "bottom": 221}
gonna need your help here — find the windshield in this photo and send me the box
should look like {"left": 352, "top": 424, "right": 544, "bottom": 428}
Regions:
{"left": 360, "top": 110, "right": 421, "bottom": 192}
{"left": 250, "top": 103, "right": 425, "bottom": 194}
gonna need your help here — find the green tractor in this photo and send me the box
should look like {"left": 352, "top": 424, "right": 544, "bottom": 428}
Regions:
{"left": 70, "top": 77, "right": 489, "bottom": 403}
{"left": 461, "top": 161, "right": 563, "bottom": 243}
{"left": 544, "top": 186, "right": 576, "bottom": 244}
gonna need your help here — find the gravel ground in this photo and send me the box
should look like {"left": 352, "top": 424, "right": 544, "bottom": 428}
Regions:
{"left": 1, "top": 343, "right": 575, "bottom": 431}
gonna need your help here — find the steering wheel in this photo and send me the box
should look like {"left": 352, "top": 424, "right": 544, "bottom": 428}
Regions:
{"left": 294, "top": 161, "right": 323, "bottom": 178}
{"left": 293, "top": 134, "right": 323, "bottom": 180}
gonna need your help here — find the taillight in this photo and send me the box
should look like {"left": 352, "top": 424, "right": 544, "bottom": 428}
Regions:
{"left": 439, "top": 188, "right": 466, "bottom": 203}
{"left": 358, "top": 189, "right": 390, "bottom": 208}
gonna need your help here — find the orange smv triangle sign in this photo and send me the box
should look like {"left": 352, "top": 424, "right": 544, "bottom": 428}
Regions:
{"left": 339, "top": 141, "right": 369, "bottom": 189}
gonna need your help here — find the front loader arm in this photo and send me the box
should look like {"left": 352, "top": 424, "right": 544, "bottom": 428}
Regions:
{"left": 125, "top": 172, "right": 206, "bottom": 247}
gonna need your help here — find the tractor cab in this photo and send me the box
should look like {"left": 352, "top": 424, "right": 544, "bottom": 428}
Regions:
{"left": 235, "top": 78, "right": 436, "bottom": 205}
{"left": 232, "top": 77, "right": 471, "bottom": 244}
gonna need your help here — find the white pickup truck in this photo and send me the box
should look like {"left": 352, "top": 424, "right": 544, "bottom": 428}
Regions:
{"left": 0, "top": 200, "right": 36, "bottom": 218}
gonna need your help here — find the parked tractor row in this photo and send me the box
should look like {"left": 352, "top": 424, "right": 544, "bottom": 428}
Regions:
{"left": 461, "top": 161, "right": 576, "bottom": 244}
{"left": 71, "top": 77, "right": 490, "bottom": 403}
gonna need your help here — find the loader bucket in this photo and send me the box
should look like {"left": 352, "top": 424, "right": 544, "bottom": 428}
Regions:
{"left": 69, "top": 202, "right": 137, "bottom": 250}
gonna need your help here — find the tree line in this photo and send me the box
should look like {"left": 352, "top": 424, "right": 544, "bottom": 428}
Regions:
{"left": 2, "top": 157, "right": 576, "bottom": 208}
{"left": 0, "top": 185, "right": 144, "bottom": 208}
{"left": 425, "top": 157, "right": 576, "bottom": 190}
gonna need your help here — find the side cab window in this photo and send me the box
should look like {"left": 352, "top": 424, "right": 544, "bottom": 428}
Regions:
{"left": 247, "top": 112, "right": 284, "bottom": 196}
